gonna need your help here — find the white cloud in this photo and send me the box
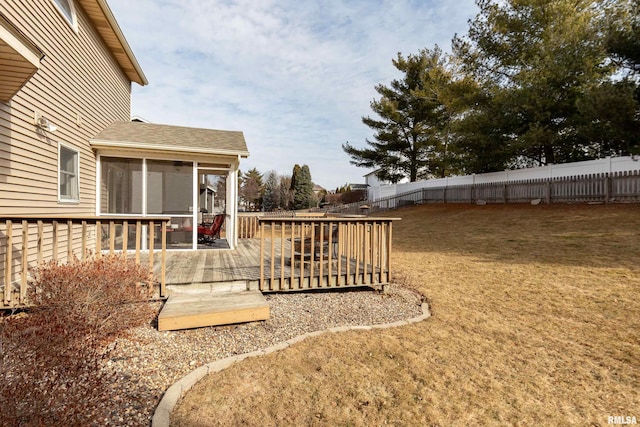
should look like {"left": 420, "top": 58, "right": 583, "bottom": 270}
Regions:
{"left": 108, "top": 0, "right": 478, "bottom": 190}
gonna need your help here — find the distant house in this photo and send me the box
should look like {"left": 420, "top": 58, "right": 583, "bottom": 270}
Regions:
{"left": 364, "top": 170, "right": 387, "bottom": 188}
{"left": 312, "top": 183, "right": 325, "bottom": 198}
{"left": 0, "top": 0, "right": 248, "bottom": 250}
{"left": 364, "top": 170, "right": 389, "bottom": 201}
{"left": 199, "top": 182, "right": 217, "bottom": 215}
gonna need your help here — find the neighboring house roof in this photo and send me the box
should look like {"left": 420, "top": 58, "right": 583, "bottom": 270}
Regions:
{"left": 349, "top": 183, "right": 368, "bottom": 190}
{"left": 77, "top": 0, "right": 147, "bottom": 85}
{"left": 91, "top": 121, "right": 250, "bottom": 157}
{"left": 199, "top": 184, "right": 217, "bottom": 193}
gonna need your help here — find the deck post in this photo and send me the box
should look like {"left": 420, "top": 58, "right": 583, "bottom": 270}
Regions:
{"left": 318, "top": 222, "right": 324, "bottom": 287}
{"left": 109, "top": 221, "right": 116, "bottom": 253}
{"left": 21, "top": 221, "right": 28, "bottom": 303}
{"left": 346, "top": 223, "right": 351, "bottom": 285}
{"left": 37, "top": 220, "right": 43, "bottom": 264}
{"left": 379, "top": 222, "right": 384, "bottom": 282}
{"left": 52, "top": 221, "right": 58, "bottom": 261}
{"left": 280, "top": 222, "right": 285, "bottom": 290}
{"left": 328, "top": 222, "right": 334, "bottom": 286}
{"left": 371, "top": 221, "right": 378, "bottom": 284}
{"left": 270, "top": 221, "right": 275, "bottom": 291}
{"left": 356, "top": 223, "right": 361, "bottom": 281}
{"left": 298, "top": 223, "right": 304, "bottom": 289}
{"left": 96, "top": 220, "right": 102, "bottom": 256}
{"left": 122, "top": 221, "right": 128, "bottom": 256}
{"left": 81, "top": 221, "right": 87, "bottom": 259}
{"left": 309, "top": 222, "right": 315, "bottom": 285}
{"left": 161, "top": 220, "right": 167, "bottom": 298}
{"left": 387, "top": 222, "right": 393, "bottom": 283}
{"left": 148, "top": 221, "right": 155, "bottom": 272}
{"left": 135, "top": 221, "right": 141, "bottom": 263}
{"left": 4, "top": 220, "right": 12, "bottom": 306}
{"left": 66, "top": 220, "right": 73, "bottom": 261}
{"left": 337, "top": 223, "right": 343, "bottom": 286}
{"left": 259, "top": 220, "right": 265, "bottom": 290}
{"left": 289, "top": 221, "right": 295, "bottom": 289}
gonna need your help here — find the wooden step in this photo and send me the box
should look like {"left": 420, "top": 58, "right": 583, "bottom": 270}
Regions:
{"left": 166, "top": 280, "right": 248, "bottom": 295}
{"left": 157, "top": 290, "right": 270, "bottom": 331}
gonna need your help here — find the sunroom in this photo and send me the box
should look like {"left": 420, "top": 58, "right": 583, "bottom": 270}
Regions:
{"left": 91, "top": 121, "right": 249, "bottom": 250}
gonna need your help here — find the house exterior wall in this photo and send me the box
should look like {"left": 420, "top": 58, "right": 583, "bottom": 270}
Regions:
{"left": 0, "top": 0, "right": 131, "bottom": 216}
{"left": 365, "top": 171, "right": 388, "bottom": 201}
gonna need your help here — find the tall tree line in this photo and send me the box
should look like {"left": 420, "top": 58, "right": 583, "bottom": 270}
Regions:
{"left": 344, "top": 0, "right": 640, "bottom": 182}
{"left": 239, "top": 164, "right": 317, "bottom": 211}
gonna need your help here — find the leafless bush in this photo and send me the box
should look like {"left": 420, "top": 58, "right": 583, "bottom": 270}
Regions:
{"left": 0, "top": 254, "right": 157, "bottom": 425}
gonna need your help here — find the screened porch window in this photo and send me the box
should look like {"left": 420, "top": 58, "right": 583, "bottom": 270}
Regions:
{"left": 146, "top": 160, "right": 193, "bottom": 215}
{"left": 100, "top": 157, "right": 143, "bottom": 214}
{"left": 99, "top": 157, "right": 195, "bottom": 249}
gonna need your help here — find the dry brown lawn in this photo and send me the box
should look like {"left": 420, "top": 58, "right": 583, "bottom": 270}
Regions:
{"left": 172, "top": 204, "right": 640, "bottom": 426}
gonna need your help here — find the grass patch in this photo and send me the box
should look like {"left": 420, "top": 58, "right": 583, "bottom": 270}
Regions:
{"left": 172, "top": 204, "right": 640, "bottom": 426}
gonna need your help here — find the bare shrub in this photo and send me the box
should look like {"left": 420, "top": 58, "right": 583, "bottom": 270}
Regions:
{"left": 0, "top": 254, "right": 157, "bottom": 425}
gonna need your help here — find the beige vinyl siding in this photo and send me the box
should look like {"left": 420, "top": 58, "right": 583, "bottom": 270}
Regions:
{"left": 0, "top": 0, "right": 135, "bottom": 292}
{"left": 0, "top": 0, "right": 132, "bottom": 216}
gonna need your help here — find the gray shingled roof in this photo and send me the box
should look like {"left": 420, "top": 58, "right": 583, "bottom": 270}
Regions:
{"left": 91, "top": 121, "right": 249, "bottom": 156}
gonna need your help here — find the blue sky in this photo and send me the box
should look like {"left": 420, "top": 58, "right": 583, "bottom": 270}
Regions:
{"left": 108, "top": 0, "right": 478, "bottom": 191}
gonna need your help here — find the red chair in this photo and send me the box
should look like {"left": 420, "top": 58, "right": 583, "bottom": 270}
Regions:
{"left": 197, "top": 213, "right": 225, "bottom": 244}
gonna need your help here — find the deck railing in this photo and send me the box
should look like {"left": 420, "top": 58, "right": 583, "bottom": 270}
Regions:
{"left": 238, "top": 214, "right": 261, "bottom": 239}
{"left": 257, "top": 216, "right": 396, "bottom": 291}
{"left": 0, "top": 216, "right": 169, "bottom": 308}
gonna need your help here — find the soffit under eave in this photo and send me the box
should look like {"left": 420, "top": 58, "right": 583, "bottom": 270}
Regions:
{"left": 76, "top": 0, "right": 148, "bottom": 86}
{"left": 92, "top": 144, "right": 246, "bottom": 167}
{"left": 0, "top": 13, "right": 44, "bottom": 101}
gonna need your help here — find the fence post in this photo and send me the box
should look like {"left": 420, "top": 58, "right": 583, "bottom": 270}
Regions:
{"left": 545, "top": 180, "right": 551, "bottom": 204}
{"left": 604, "top": 174, "right": 610, "bottom": 203}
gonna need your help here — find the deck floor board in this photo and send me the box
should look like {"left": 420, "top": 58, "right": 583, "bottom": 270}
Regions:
{"left": 142, "top": 238, "right": 385, "bottom": 291}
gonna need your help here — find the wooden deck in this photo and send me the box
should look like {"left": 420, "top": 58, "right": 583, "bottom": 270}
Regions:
{"left": 151, "top": 238, "right": 387, "bottom": 330}
{"left": 146, "top": 239, "right": 263, "bottom": 287}
{"left": 2, "top": 215, "right": 395, "bottom": 329}
{"left": 146, "top": 238, "right": 388, "bottom": 293}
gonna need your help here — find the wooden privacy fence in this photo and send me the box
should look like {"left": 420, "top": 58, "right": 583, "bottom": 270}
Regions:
{"left": 0, "top": 216, "right": 169, "bottom": 308}
{"left": 339, "top": 170, "right": 640, "bottom": 214}
{"left": 258, "top": 216, "right": 397, "bottom": 292}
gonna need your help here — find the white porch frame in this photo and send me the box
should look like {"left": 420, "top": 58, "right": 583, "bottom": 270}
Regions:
{"left": 96, "top": 154, "right": 240, "bottom": 250}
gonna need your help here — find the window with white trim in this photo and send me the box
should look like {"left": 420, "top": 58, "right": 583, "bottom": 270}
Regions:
{"left": 59, "top": 144, "right": 79, "bottom": 202}
{"left": 52, "top": 0, "right": 78, "bottom": 31}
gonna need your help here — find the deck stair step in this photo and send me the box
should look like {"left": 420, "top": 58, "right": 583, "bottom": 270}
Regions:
{"left": 166, "top": 280, "right": 248, "bottom": 295}
{"left": 157, "top": 288, "right": 269, "bottom": 331}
